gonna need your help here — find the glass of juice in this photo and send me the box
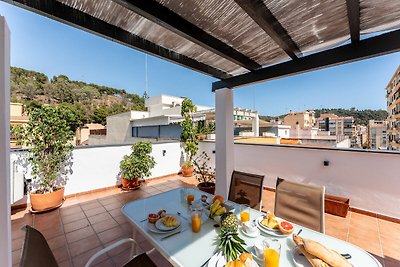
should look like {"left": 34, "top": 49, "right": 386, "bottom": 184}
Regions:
{"left": 264, "top": 239, "right": 281, "bottom": 267}
{"left": 240, "top": 204, "right": 250, "bottom": 223}
{"left": 191, "top": 208, "right": 202, "bottom": 233}
{"left": 187, "top": 193, "right": 195, "bottom": 205}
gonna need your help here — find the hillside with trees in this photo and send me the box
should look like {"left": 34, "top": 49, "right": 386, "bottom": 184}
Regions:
{"left": 10, "top": 67, "right": 146, "bottom": 128}
{"left": 260, "top": 108, "right": 388, "bottom": 126}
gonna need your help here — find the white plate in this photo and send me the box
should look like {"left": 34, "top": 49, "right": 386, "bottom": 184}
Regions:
{"left": 155, "top": 214, "right": 181, "bottom": 231}
{"left": 240, "top": 227, "right": 260, "bottom": 238}
{"left": 255, "top": 217, "right": 291, "bottom": 237}
{"left": 147, "top": 221, "right": 181, "bottom": 234}
{"left": 292, "top": 247, "right": 356, "bottom": 267}
{"left": 207, "top": 251, "right": 259, "bottom": 267}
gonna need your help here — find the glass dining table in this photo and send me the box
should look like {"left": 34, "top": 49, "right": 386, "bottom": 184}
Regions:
{"left": 121, "top": 187, "right": 382, "bottom": 267}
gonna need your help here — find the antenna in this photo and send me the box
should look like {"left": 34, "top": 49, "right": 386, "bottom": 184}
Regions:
{"left": 145, "top": 54, "right": 149, "bottom": 96}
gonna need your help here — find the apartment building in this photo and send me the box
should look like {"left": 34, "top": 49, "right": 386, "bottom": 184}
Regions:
{"left": 368, "top": 120, "right": 388, "bottom": 150}
{"left": 283, "top": 110, "right": 316, "bottom": 129}
{"left": 10, "top": 103, "right": 29, "bottom": 148}
{"left": 318, "top": 113, "right": 355, "bottom": 138}
{"left": 386, "top": 65, "right": 400, "bottom": 150}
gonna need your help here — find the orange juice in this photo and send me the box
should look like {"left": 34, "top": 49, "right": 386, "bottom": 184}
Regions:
{"left": 264, "top": 248, "right": 280, "bottom": 267}
{"left": 191, "top": 213, "right": 202, "bottom": 233}
{"left": 187, "top": 194, "right": 194, "bottom": 205}
{"left": 240, "top": 211, "right": 250, "bottom": 222}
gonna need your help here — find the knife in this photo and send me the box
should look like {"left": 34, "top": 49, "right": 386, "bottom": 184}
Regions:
{"left": 160, "top": 229, "right": 184, "bottom": 240}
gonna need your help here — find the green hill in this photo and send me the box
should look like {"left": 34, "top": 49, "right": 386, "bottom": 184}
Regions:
{"left": 10, "top": 66, "right": 146, "bottom": 127}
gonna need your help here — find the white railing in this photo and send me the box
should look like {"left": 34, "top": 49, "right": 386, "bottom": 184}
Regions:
{"left": 11, "top": 141, "right": 400, "bottom": 220}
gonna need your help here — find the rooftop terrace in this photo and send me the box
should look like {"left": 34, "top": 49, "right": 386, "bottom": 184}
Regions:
{"left": 11, "top": 175, "right": 400, "bottom": 267}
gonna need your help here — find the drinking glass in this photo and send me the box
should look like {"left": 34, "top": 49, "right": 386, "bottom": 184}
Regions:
{"left": 191, "top": 207, "right": 202, "bottom": 233}
{"left": 240, "top": 204, "right": 250, "bottom": 223}
{"left": 187, "top": 193, "right": 195, "bottom": 205}
{"left": 264, "top": 239, "right": 281, "bottom": 267}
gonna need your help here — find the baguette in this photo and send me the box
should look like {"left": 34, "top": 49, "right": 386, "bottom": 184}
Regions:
{"left": 302, "top": 238, "right": 353, "bottom": 267}
{"left": 293, "top": 235, "right": 329, "bottom": 267}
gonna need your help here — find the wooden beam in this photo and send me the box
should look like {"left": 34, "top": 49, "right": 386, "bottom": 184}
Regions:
{"left": 7, "top": 0, "right": 231, "bottom": 79}
{"left": 234, "top": 0, "right": 301, "bottom": 59}
{"left": 346, "top": 0, "right": 360, "bottom": 43}
{"left": 213, "top": 29, "right": 400, "bottom": 90}
{"left": 112, "top": 0, "right": 261, "bottom": 70}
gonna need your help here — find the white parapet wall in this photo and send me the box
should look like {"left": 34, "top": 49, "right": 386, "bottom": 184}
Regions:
{"left": 199, "top": 141, "right": 400, "bottom": 220}
{"left": 10, "top": 142, "right": 183, "bottom": 200}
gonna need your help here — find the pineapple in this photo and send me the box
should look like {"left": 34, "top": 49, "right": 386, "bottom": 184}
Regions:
{"left": 218, "top": 212, "right": 247, "bottom": 262}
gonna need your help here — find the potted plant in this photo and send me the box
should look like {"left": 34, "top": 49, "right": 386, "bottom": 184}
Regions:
{"left": 180, "top": 98, "right": 199, "bottom": 177}
{"left": 206, "top": 121, "right": 216, "bottom": 140}
{"left": 196, "top": 120, "right": 207, "bottom": 140}
{"left": 120, "top": 141, "right": 156, "bottom": 190}
{"left": 193, "top": 151, "right": 216, "bottom": 194}
{"left": 13, "top": 105, "right": 75, "bottom": 212}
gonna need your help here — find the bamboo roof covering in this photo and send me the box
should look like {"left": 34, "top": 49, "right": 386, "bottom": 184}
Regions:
{"left": 7, "top": 0, "right": 400, "bottom": 87}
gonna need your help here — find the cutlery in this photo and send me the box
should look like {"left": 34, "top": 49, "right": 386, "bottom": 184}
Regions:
{"left": 160, "top": 229, "right": 185, "bottom": 240}
{"left": 297, "top": 229, "right": 303, "bottom": 235}
{"left": 139, "top": 218, "right": 147, "bottom": 222}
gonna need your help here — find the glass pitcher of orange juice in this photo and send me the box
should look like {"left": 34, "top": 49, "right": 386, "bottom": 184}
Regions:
{"left": 264, "top": 239, "right": 281, "bottom": 267}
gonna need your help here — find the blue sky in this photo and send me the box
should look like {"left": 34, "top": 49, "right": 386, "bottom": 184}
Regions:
{"left": 1, "top": 2, "right": 399, "bottom": 116}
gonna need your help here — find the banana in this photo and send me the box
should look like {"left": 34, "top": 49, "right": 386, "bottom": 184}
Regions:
{"left": 215, "top": 206, "right": 227, "bottom": 216}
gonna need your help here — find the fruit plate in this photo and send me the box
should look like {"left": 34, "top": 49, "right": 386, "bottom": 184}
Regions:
{"left": 155, "top": 214, "right": 181, "bottom": 231}
{"left": 207, "top": 251, "right": 259, "bottom": 267}
{"left": 255, "top": 217, "right": 291, "bottom": 237}
{"left": 146, "top": 221, "right": 182, "bottom": 234}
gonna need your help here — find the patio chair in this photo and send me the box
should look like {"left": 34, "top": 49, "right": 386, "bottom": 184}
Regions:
{"left": 228, "top": 171, "right": 265, "bottom": 211}
{"left": 19, "top": 225, "right": 157, "bottom": 267}
{"left": 274, "top": 178, "right": 325, "bottom": 233}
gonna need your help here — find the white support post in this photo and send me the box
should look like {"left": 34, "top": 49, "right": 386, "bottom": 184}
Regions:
{"left": 0, "top": 16, "right": 12, "bottom": 267}
{"left": 252, "top": 113, "right": 259, "bottom": 137}
{"left": 215, "top": 88, "right": 234, "bottom": 198}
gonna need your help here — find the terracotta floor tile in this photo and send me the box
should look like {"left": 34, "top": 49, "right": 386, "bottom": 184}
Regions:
{"left": 66, "top": 225, "right": 95, "bottom": 244}
{"left": 88, "top": 212, "right": 112, "bottom": 225}
{"left": 111, "top": 249, "right": 134, "bottom": 266}
{"left": 92, "top": 218, "right": 119, "bottom": 234}
{"left": 72, "top": 246, "right": 108, "bottom": 267}
{"left": 11, "top": 227, "right": 26, "bottom": 240}
{"left": 47, "top": 234, "right": 68, "bottom": 250}
{"left": 104, "top": 239, "right": 141, "bottom": 257}
{"left": 81, "top": 200, "right": 102, "bottom": 211}
{"left": 63, "top": 218, "right": 90, "bottom": 233}
{"left": 99, "top": 196, "right": 120, "bottom": 206}
{"left": 139, "top": 239, "right": 154, "bottom": 252}
{"left": 58, "top": 259, "right": 73, "bottom": 267}
{"left": 12, "top": 249, "right": 21, "bottom": 265}
{"left": 103, "top": 202, "right": 123, "bottom": 212}
{"left": 75, "top": 193, "right": 97, "bottom": 203}
{"left": 62, "top": 197, "right": 79, "bottom": 208}
{"left": 97, "top": 226, "right": 125, "bottom": 245}
{"left": 12, "top": 237, "right": 24, "bottom": 252}
{"left": 59, "top": 205, "right": 82, "bottom": 217}
{"left": 113, "top": 215, "right": 129, "bottom": 225}
{"left": 149, "top": 250, "right": 173, "bottom": 267}
{"left": 84, "top": 206, "right": 107, "bottom": 217}
{"left": 52, "top": 244, "right": 70, "bottom": 262}
{"left": 61, "top": 211, "right": 86, "bottom": 224}
{"left": 108, "top": 208, "right": 123, "bottom": 218}
{"left": 40, "top": 224, "right": 65, "bottom": 240}
{"left": 380, "top": 234, "right": 400, "bottom": 260}
{"left": 93, "top": 258, "right": 114, "bottom": 267}
{"left": 68, "top": 234, "right": 101, "bottom": 257}
{"left": 385, "top": 258, "right": 400, "bottom": 267}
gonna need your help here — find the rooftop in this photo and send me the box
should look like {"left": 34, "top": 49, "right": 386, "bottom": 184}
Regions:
{"left": 11, "top": 175, "right": 400, "bottom": 267}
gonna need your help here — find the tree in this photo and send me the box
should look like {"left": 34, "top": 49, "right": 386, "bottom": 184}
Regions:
{"left": 180, "top": 98, "right": 199, "bottom": 163}
{"left": 13, "top": 106, "right": 75, "bottom": 193}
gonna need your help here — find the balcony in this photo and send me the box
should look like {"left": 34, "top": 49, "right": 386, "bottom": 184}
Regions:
{"left": 10, "top": 142, "right": 400, "bottom": 266}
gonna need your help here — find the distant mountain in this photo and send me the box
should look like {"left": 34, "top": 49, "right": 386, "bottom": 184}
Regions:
{"left": 10, "top": 66, "right": 146, "bottom": 127}
{"left": 260, "top": 108, "right": 388, "bottom": 126}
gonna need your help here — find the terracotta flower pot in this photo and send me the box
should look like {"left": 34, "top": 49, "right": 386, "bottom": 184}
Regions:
{"left": 181, "top": 165, "right": 194, "bottom": 177}
{"left": 197, "top": 182, "right": 216, "bottom": 194}
{"left": 121, "top": 177, "right": 141, "bottom": 190}
{"left": 30, "top": 187, "right": 65, "bottom": 212}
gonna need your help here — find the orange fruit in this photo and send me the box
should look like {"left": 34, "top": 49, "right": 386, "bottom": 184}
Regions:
{"left": 212, "top": 195, "right": 224, "bottom": 204}
{"left": 278, "top": 221, "right": 294, "bottom": 234}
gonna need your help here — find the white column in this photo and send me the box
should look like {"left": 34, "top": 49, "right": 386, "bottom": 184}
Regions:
{"left": 215, "top": 88, "right": 234, "bottom": 198}
{"left": 0, "top": 16, "right": 11, "bottom": 267}
{"left": 252, "top": 113, "right": 259, "bottom": 137}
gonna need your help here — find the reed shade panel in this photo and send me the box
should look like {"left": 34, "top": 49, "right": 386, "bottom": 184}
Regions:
{"left": 53, "top": 0, "right": 400, "bottom": 76}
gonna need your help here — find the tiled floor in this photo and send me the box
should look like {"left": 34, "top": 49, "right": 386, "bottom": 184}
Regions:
{"left": 11, "top": 175, "right": 400, "bottom": 267}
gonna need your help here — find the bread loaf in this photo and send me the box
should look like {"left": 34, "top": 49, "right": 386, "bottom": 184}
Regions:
{"left": 293, "top": 235, "right": 329, "bottom": 267}
{"left": 302, "top": 238, "right": 353, "bottom": 267}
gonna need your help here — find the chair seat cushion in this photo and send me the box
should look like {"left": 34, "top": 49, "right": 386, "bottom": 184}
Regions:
{"left": 123, "top": 253, "right": 157, "bottom": 267}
